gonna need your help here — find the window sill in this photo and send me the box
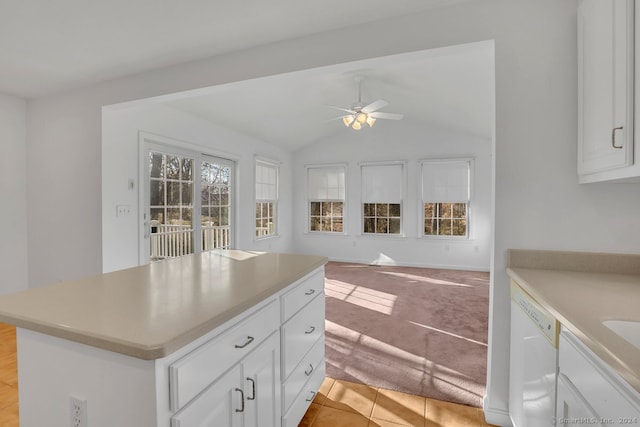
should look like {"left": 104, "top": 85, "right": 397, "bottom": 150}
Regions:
{"left": 357, "top": 233, "right": 407, "bottom": 240}
{"left": 421, "top": 235, "right": 472, "bottom": 241}
{"left": 254, "top": 234, "right": 280, "bottom": 242}
{"left": 304, "top": 231, "right": 349, "bottom": 238}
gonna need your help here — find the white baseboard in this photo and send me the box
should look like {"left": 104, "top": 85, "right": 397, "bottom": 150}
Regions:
{"left": 326, "top": 256, "right": 490, "bottom": 272}
{"left": 482, "top": 395, "right": 512, "bottom": 426}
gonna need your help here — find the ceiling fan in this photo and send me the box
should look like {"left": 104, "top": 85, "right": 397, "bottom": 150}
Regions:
{"left": 329, "top": 78, "right": 404, "bottom": 130}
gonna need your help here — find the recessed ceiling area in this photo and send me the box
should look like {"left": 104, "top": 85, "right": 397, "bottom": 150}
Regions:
{"left": 163, "top": 41, "right": 494, "bottom": 152}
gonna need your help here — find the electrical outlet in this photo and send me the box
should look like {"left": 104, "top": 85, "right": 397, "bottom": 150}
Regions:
{"left": 70, "top": 396, "right": 87, "bottom": 427}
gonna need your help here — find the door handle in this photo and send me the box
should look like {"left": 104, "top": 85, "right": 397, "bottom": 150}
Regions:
{"left": 246, "top": 377, "right": 256, "bottom": 400}
{"left": 305, "top": 364, "right": 314, "bottom": 376}
{"left": 305, "top": 289, "right": 315, "bottom": 296}
{"left": 305, "top": 391, "right": 316, "bottom": 402}
{"left": 612, "top": 126, "right": 624, "bottom": 149}
{"left": 304, "top": 326, "right": 316, "bottom": 334}
{"left": 235, "top": 388, "right": 245, "bottom": 412}
{"left": 234, "top": 336, "right": 254, "bottom": 349}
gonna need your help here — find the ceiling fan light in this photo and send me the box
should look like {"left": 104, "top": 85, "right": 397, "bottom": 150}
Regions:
{"left": 343, "top": 115, "right": 354, "bottom": 127}
{"left": 356, "top": 112, "right": 368, "bottom": 124}
{"left": 366, "top": 116, "right": 376, "bottom": 127}
{"left": 352, "top": 121, "right": 362, "bottom": 130}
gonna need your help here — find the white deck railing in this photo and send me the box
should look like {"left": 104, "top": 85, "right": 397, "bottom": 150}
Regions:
{"left": 150, "top": 223, "right": 230, "bottom": 260}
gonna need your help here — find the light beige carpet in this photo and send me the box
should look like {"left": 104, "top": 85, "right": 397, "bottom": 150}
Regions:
{"left": 324, "top": 261, "right": 490, "bottom": 408}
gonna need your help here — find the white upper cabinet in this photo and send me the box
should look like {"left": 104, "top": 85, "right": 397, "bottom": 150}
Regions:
{"left": 578, "top": 0, "right": 637, "bottom": 183}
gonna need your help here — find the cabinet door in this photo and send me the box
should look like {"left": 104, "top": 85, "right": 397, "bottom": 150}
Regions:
{"left": 578, "top": 0, "right": 634, "bottom": 175}
{"left": 171, "top": 365, "right": 243, "bottom": 427}
{"left": 557, "top": 374, "right": 604, "bottom": 427}
{"left": 242, "top": 332, "right": 281, "bottom": 427}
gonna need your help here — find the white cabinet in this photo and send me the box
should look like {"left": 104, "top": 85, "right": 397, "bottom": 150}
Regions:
{"left": 578, "top": 0, "right": 638, "bottom": 183}
{"left": 557, "top": 328, "right": 640, "bottom": 425}
{"left": 557, "top": 374, "right": 603, "bottom": 427}
{"left": 279, "top": 269, "right": 326, "bottom": 427}
{"left": 243, "top": 333, "right": 281, "bottom": 427}
{"left": 169, "top": 266, "right": 326, "bottom": 427}
{"left": 169, "top": 300, "right": 280, "bottom": 411}
{"left": 170, "top": 365, "right": 243, "bottom": 427}
{"left": 171, "top": 332, "right": 280, "bottom": 427}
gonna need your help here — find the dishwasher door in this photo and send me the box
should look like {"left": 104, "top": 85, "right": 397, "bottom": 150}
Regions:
{"left": 509, "top": 281, "right": 559, "bottom": 427}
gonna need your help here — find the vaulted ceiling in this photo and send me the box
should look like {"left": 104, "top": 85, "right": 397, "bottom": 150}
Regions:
{"left": 164, "top": 42, "right": 494, "bottom": 151}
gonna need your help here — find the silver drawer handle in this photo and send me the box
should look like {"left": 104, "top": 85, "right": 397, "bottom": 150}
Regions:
{"left": 305, "top": 391, "right": 316, "bottom": 402}
{"left": 305, "top": 364, "right": 314, "bottom": 376}
{"left": 612, "top": 126, "right": 624, "bottom": 149}
{"left": 234, "top": 336, "right": 254, "bottom": 349}
{"left": 235, "top": 388, "right": 245, "bottom": 412}
{"left": 305, "top": 289, "right": 315, "bottom": 296}
{"left": 304, "top": 326, "right": 316, "bottom": 334}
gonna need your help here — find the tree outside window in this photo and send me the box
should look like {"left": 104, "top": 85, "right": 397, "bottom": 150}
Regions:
{"left": 421, "top": 159, "right": 471, "bottom": 238}
{"left": 307, "top": 166, "right": 346, "bottom": 234}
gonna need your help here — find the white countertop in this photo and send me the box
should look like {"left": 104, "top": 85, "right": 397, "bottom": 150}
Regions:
{"left": 0, "top": 250, "right": 327, "bottom": 360}
{"left": 507, "top": 249, "right": 640, "bottom": 394}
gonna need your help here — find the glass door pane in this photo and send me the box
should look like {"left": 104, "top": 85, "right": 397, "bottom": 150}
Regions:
{"left": 149, "top": 151, "right": 195, "bottom": 261}
{"left": 201, "top": 157, "right": 233, "bottom": 250}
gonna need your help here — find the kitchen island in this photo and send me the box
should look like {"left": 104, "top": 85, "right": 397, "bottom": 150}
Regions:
{"left": 0, "top": 250, "right": 327, "bottom": 427}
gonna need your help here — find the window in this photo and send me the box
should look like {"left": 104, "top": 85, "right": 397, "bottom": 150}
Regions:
{"left": 424, "top": 203, "right": 467, "bottom": 236}
{"left": 255, "top": 160, "right": 278, "bottom": 238}
{"left": 307, "top": 165, "right": 345, "bottom": 233}
{"left": 421, "top": 158, "right": 471, "bottom": 238}
{"left": 361, "top": 163, "right": 404, "bottom": 235}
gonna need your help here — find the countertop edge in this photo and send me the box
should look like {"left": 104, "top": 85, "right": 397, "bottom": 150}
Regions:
{"left": 1, "top": 255, "right": 328, "bottom": 360}
{"left": 506, "top": 267, "right": 640, "bottom": 395}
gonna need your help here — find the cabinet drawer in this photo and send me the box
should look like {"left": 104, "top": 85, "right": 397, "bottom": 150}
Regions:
{"left": 283, "top": 336, "right": 325, "bottom": 411}
{"left": 282, "top": 294, "right": 325, "bottom": 380}
{"left": 169, "top": 299, "right": 280, "bottom": 411}
{"left": 559, "top": 329, "right": 640, "bottom": 419}
{"left": 282, "top": 358, "right": 326, "bottom": 427}
{"left": 281, "top": 269, "right": 324, "bottom": 321}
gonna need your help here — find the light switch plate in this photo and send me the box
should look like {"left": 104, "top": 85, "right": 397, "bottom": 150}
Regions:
{"left": 116, "top": 204, "right": 131, "bottom": 217}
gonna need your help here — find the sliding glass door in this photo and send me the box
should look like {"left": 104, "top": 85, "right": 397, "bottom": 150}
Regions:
{"left": 142, "top": 140, "right": 234, "bottom": 263}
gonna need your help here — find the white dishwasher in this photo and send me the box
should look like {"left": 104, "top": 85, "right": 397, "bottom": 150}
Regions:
{"left": 509, "top": 280, "right": 560, "bottom": 427}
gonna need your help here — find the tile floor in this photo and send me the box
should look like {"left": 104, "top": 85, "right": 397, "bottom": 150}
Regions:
{"left": 0, "top": 323, "right": 496, "bottom": 426}
{"left": 0, "top": 323, "right": 18, "bottom": 427}
{"left": 302, "top": 377, "right": 496, "bottom": 427}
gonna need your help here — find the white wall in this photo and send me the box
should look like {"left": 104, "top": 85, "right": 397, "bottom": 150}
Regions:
{"left": 0, "top": 93, "right": 28, "bottom": 295}
{"left": 24, "top": 1, "right": 640, "bottom": 424}
{"left": 293, "top": 120, "right": 491, "bottom": 271}
{"left": 102, "top": 103, "right": 294, "bottom": 273}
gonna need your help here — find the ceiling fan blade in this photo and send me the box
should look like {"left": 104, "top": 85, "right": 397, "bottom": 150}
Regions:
{"left": 325, "top": 115, "right": 349, "bottom": 122}
{"left": 327, "top": 105, "right": 356, "bottom": 114}
{"left": 368, "top": 112, "right": 404, "bottom": 120}
{"left": 361, "top": 99, "right": 389, "bottom": 113}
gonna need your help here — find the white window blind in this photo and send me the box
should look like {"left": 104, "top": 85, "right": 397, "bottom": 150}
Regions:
{"left": 361, "top": 164, "right": 403, "bottom": 203}
{"left": 307, "top": 166, "right": 345, "bottom": 200}
{"left": 256, "top": 162, "right": 277, "bottom": 201}
{"left": 421, "top": 159, "right": 470, "bottom": 203}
